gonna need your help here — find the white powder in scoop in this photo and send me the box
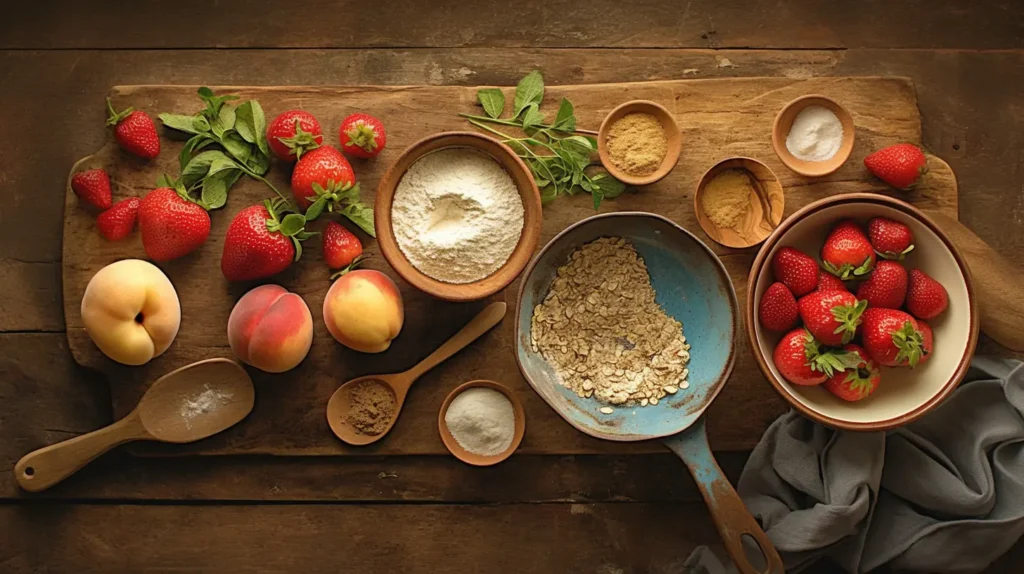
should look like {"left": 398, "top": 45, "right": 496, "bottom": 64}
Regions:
{"left": 444, "top": 387, "right": 515, "bottom": 457}
{"left": 785, "top": 105, "right": 844, "bottom": 162}
{"left": 181, "top": 384, "right": 232, "bottom": 428}
{"left": 391, "top": 148, "right": 524, "bottom": 284}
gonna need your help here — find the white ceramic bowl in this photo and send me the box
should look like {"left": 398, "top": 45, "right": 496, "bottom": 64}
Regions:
{"left": 746, "top": 193, "right": 979, "bottom": 430}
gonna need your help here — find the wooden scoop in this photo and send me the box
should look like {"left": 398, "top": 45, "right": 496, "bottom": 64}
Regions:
{"left": 15, "top": 358, "right": 254, "bottom": 492}
{"left": 327, "top": 301, "right": 507, "bottom": 446}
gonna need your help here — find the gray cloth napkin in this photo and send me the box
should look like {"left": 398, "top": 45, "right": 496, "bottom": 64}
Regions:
{"left": 687, "top": 357, "right": 1024, "bottom": 573}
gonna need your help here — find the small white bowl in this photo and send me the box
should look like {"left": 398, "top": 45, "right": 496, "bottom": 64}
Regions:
{"left": 746, "top": 193, "right": 978, "bottom": 431}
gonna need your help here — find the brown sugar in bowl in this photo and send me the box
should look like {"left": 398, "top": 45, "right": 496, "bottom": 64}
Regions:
{"left": 694, "top": 157, "right": 785, "bottom": 249}
{"left": 771, "top": 95, "right": 855, "bottom": 177}
{"left": 374, "top": 132, "right": 542, "bottom": 302}
{"left": 597, "top": 100, "right": 682, "bottom": 186}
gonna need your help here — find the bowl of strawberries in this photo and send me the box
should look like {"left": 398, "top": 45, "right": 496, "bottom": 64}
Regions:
{"left": 746, "top": 193, "right": 978, "bottom": 430}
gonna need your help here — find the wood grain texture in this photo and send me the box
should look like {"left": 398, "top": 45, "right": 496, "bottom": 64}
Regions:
{"left": 0, "top": 503, "right": 727, "bottom": 573}
{"left": 2, "top": 0, "right": 1022, "bottom": 50}
{"left": 60, "top": 77, "right": 956, "bottom": 456}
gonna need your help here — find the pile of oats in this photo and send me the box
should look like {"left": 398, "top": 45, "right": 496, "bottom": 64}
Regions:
{"left": 530, "top": 237, "right": 691, "bottom": 407}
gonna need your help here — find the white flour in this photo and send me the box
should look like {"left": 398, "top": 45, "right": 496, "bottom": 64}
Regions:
{"left": 391, "top": 148, "right": 524, "bottom": 284}
{"left": 181, "top": 384, "right": 232, "bottom": 429}
{"left": 785, "top": 105, "right": 843, "bottom": 162}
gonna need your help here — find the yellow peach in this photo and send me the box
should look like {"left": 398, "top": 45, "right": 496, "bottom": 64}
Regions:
{"left": 81, "top": 259, "right": 181, "bottom": 366}
{"left": 323, "top": 270, "right": 404, "bottom": 353}
{"left": 227, "top": 284, "right": 313, "bottom": 373}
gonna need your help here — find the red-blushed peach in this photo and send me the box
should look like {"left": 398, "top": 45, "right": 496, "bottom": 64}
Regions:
{"left": 323, "top": 270, "right": 404, "bottom": 353}
{"left": 227, "top": 284, "right": 313, "bottom": 373}
{"left": 81, "top": 259, "right": 181, "bottom": 366}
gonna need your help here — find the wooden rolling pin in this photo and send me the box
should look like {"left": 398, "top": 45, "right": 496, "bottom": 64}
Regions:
{"left": 923, "top": 210, "right": 1024, "bottom": 351}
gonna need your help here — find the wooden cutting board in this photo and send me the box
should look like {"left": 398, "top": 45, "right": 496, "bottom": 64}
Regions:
{"left": 63, "top": 77, "right": 958, "bottom": 456}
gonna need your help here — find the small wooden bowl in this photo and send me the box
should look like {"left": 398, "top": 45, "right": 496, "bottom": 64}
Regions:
{"left": 694, "top": 157, "right": 785, "bottom": 249}
{"left": 438, "top": 380, "right": 525, "bottom": 466}
{"left": 597, "top": 100, "right": 682, "bottom": 186}
{"left": 375, "top": 132, "right": 542, "bottom": 302}
{"left": 771, "top": 95, "right": 855, "bottom": 177}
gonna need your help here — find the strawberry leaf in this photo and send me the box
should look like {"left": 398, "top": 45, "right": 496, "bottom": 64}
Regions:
{"left": 304, "top": 196, "right": 328, "bottom": 222}
{"left": 278, "top": 213, "right": 307, "bottom": 237}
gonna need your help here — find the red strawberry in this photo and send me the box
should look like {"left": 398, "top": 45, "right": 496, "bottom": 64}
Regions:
{"left": 816, "top": 269, "right": 848, "bottom": 293}
{"left": 339, "top": 113, "right": 387, "bottom": 159}
{"left": 856, "top": 260, "right": 908, "bottom": 309}
{"left": 906, "top": 269, "right": 948, "bottom": 320}
{"left": 772, "top": 247, "right": 819, "bottom": 297}
{"left": 266, "top": 110, "right": 323, "bottom": 162}
{"left": 290, "top": 145, "right": 357, "bottom": 210}
{"left": 864, "top": 143, "right": 928, "bottom": 190}
{"left": 71, "top": 169, "right": 113, "bottom": 210}
{"left": 323, "top": 221, "right": 364, "bottom": 271}
{"left": 105, "top": 98, "right": 160, "bottom": 159}
{"left": 861, "top": 308, "right": 925, "bottom": 367}
{"left": 821, "top": 220, "right": 876, "bottom": 280}
{"left": 221, "top": 199, "right": 314, "bottom": 281}
{"left": 772, "top": 329, "right": 860, "bottom": 386}
{"left": 96, "top": 197, "right": 140, "bottom": 241}
{"left": 758, "top": 282, "right": 799, "bottom": 332}
{"left": 138, "top": 187, "right": 211, "bottom": 262}
{"left": 823, "top": 344, "right": 881, "bottom": 402}
{"left": 798, "top": 290, "right": 867, "bottom": 346}
{"left": 868, "top": 217, "right": 915, "bottom": 260}
{"left": 917, "top": 321, "right": 934, "bottom": 365}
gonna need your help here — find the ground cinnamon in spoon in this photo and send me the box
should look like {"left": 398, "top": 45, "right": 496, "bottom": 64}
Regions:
{"left": 605, "top": 113, "right": 667, "bottom": 177}
{"left": 345, "top": 380, "right": 396, "bottom": 436}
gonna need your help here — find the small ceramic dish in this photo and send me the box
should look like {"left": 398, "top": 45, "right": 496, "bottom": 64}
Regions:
{"left": 694, "top": 157, "right": 785, "bottom": 249}
{"left": 374, "top": 132, "right": 542, "bottom": 302}
{"left": 746, "top": 193, "right": 978, "bottom": 431}
{"left": 597, "top": 100, "right": 682, "bottom": 186}
{"left": 771, "top": 95, "right": 855, "bottom": 177}
{"left": 438, "top": 380, "right": 526, "bottom": 466}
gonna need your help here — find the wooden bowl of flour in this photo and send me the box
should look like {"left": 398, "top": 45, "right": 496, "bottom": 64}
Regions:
{"left": 374, "top": 132, "right": 542, "bottom": 302}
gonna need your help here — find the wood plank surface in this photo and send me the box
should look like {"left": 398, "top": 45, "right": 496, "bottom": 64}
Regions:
{"left": 2, "top": 1, "right": 1022, "bottom": 50}
{"left": 60, "top": 77, "right": 956, "bottom": 456}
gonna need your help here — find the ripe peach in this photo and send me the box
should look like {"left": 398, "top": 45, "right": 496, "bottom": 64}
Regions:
{"left": 323, "top": 270, "right": 404, "bottom": 353}
{"left": 227, "top": 284, "right": 313, "bottom": 373}
{"left": 81, "top": 259, "right": 181, "bottom": 366}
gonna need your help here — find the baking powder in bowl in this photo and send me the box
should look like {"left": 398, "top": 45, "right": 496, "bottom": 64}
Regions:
{"left": 391, "top": 148, "right": 524, "bottom": 284}
{"left": 785, "top": 105, "right": 843, "bottom": 162}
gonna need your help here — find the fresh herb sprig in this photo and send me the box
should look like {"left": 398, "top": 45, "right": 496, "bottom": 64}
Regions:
{"left": 460, "top": 71, "right": 627, "bottom": 209}
{"left": 159, "top": 87, "right": 286, "bottom": 210}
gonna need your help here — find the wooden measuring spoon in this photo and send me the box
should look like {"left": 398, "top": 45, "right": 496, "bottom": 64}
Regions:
{"left": 15, "top": 358, "right": 254, "bottom": 492}
{"left": 327, "top": 301, "right": 507, "bottom": 446}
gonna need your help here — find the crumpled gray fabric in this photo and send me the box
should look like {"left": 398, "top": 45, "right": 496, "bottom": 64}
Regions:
{"left": 686, "top": 357, "right": 1024, "bottom": 573}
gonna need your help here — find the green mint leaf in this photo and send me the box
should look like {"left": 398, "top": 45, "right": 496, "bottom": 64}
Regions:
{"left": 552, "top": 98, "right": 576, "bottom": 132}
{"left": 477, "top": 88, "right": 505, "bottom": 119}
{"left": 248, "top": 100, "right": 269, "bottom": 157}
{"left": 596, "top": 174, "right": 627, "bottom": 199}
{"left": 513, "top": 70, "right": 544, "bottom": 117}
{"left": 342, "top": 203, "right": 376, "bottom": 237}
{"left": 592, "top": 186, "right": 605, "bottom": 210}
{"left": 584, "top": 135, "right": 598, "bottom": 149}
{"left": 208, "top": 155, "right": 241, "bottom": 178}
{"left": 210, "top": 103, "right": 236, "bottom": 138}
{"left": 200, "top": 175, "right": 229, "bottom": 210}
{"left": 521, "top": 104, "right": 545, "bottom": 131}
{"left": 278, "top": 213, "right": 307, "bottom": 237}
{"left": 197, "top": 86, "right": 215, "bottom": 98}
{"left": 221, "top": 133, "right": 254, "bottom": 164}
{"left": 233, "top": 101, "right": 258, "bottom": 144}
{"left": 540, "top": 185, "right": 559, "bottom": 205}
{"left": 179, "top": 134, "right": 210, "bottom": 171}
{"left": 193, "top": 116, "right": 211, "bottom": 133}
{"left": 181, "top": 150, "right": 225, "bottom": 188}
{"left": 159, "top": 113, "right": 203, "bottom": 135}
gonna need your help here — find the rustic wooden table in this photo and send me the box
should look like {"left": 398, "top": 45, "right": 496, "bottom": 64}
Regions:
{"left": 2, "top": 2, "right": 1023, "bottom": 572}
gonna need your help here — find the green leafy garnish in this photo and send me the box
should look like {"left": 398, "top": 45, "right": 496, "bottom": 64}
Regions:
{"left": 159, "top": 87, "right": 283, "bottom": 210}
{"left": 460, "top": 71, "right": 627, "bottom": 209}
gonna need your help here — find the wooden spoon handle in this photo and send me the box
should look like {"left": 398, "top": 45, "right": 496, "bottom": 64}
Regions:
{"left": 922, "top": 210, "right": 1024, "bottom": 351}
{"left": 14, "top": 414, "right": 148, "bottom": 492}
{"left": 402, "top": 301, "right": 508, "bottom": 383}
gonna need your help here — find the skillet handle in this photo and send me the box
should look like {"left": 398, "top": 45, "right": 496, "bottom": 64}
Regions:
{"left": 663, "top": 419, "right": 784, "bottom": 574}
